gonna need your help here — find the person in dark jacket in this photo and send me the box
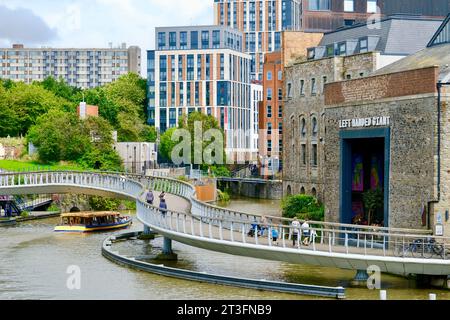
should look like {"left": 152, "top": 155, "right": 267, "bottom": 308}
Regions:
{"left": 159, "top": 198, "right": 168, "bottom": 217}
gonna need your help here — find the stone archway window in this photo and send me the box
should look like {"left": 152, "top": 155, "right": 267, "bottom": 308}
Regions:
{"left": 312, "top": 188, "right": 317, "bottom": 197}
{"left": 301, "top": 118, "right": 306, "bottom": 138}
{"left": 312, "top": 117, "right": 318, "bottom": 138}
{"left": 300, "top": 187, "right": 306, "bottom": 194}
{"left": 287, "top": 185, "right": 292, "bottom": 196}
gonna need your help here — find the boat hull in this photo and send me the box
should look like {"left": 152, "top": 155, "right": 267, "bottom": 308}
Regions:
{"left": 54, "top": 218, "right": 132, "bottom": 233}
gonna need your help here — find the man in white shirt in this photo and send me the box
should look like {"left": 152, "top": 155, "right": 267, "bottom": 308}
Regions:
{"left": 291, "top": 218, "right": 301, "bottom": 246}
{"left": 302, "top": 221, "right": 311, "bottom": 246}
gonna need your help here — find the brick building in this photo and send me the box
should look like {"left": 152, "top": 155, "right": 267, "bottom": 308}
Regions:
{"left": 284, "top": 15, "right": 450, "bottom": 233}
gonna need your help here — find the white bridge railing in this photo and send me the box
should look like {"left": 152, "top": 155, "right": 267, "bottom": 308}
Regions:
{"left": 0, "top": 171, "right": 449, "bottom": 263}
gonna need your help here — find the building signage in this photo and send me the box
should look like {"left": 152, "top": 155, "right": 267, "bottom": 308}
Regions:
{"left": 339, "top": 116, "right": 391, "bottom": 129}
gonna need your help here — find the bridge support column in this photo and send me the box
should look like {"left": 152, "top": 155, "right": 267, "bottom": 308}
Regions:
{"left": 139, "top": 225, "right": 156, "bottom": 240}
{"left": 156, "top": 237, "right": 178, "bottom": 261}
{"left": 351, "top": 270, "right": 369, "bottom": 286}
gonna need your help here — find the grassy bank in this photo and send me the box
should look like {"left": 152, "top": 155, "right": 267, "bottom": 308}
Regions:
{"left": 0, "top": 160, "right": 86, "bottom": 172}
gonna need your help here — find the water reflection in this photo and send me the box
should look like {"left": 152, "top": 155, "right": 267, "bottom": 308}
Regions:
{"left": 0, "top": 203, "right": 450, "bottom": 300}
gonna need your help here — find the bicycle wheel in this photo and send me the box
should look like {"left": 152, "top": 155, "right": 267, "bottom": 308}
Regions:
{"left": 411, "top": 244, "right": 422, "bottom": 258}
{"left": 394, "top": 244, "right": 405, "bottom": 257}
{"left": 422, "top": 244, "right": 434, "bottom": 259}
{"left": 433, "top": 244, "right": 444, "bottom": 258}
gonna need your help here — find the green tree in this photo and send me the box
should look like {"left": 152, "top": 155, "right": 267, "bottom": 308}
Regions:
{"left": 362, "top": 188, "right": 383, "bottom": 225}
{"left": 159, "top": 127, "right": 178, "bottom": 162}
{"left": 0, "top": 82, "right": 69, "bottom": 137}
{"left": 27, "top": 109, "right": 90, "bottom": 163}
{"left": 282, "top": 194, "right": 325, "bottom": 222}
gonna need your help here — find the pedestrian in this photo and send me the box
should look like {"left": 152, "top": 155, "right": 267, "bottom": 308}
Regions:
{"left": 260, "top": 215, "right": 268, "bottom": 237}
{"left": 159, "top": 191, "right": 166, "bottom": 201}
{"left": 146, "top": 190, "right": 154, "bottom": 205}
{"left": 291, "top": 217, "right": 301, "bottom": 246}
{"left": 271, "top": 227, "right": 279, "bottom": 246}
{"left": 159, "top": 198, "right": 168, "bottom": 217}
{"left": 302, "top": 221, "right": 311, "bottom": 246}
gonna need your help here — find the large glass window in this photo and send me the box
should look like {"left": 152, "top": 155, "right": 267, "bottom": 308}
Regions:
{"left": 157, "top": 32, "right": 166, "bottom": 50}
{"left": 213, "top": 30, "right": 221, "bottom": 49}
{"left": 169, "top": 32, "right": 177, "bottom": 50}
{"left": 191, "top": 31, "right": 198, "bottom": 49}
{"left": 180, "top": 32, "right": 188, "bottom": 50}
{"left": 344, "top": 0, "right": 354, "bottom": 12}
{"left": 367, "top": 0, "right": 378, "bottom": 13}
{"left": 308, "top": 0, "right": 330, "bottom": 11}
{"left": 202, "top": 31, "right": 210, "bottom": 49}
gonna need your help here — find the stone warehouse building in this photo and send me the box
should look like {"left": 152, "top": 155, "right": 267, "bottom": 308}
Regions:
{"left": 284, "top": 15, "right": 450, "bottom": 233}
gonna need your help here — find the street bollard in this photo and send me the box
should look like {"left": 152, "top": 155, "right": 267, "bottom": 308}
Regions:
{"left": 380, "top": 290, "right": 387, "bottom": 300}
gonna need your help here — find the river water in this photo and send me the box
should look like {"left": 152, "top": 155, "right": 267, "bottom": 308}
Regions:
{"left": 1, "top": 197, "right": 450, "bottom": 300}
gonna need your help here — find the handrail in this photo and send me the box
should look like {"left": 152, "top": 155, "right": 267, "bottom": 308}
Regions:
{"left": 1, "top": 171, "right": 448, "bottom": 266}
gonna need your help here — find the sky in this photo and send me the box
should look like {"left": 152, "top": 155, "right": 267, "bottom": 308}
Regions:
{"left": 0, "top": 0, "right": 214, "bottom": 73}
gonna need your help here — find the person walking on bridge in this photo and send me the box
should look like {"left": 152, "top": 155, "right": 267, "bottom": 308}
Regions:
{"left": 146, "top": 190, "right": 154, "bottom": 205}
{"left": 291, "top": 218, "right": 301, "bottom": 246}
{"left": 159, "top": 198, "right": 168, "bottom": 217}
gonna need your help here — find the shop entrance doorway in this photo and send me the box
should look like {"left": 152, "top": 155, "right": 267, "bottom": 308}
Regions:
{"left": 340, "top": 129, "right": 390, "bottom": 228}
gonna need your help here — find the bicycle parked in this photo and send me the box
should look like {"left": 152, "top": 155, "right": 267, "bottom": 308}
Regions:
{"left": 394, "top": 237, "right": 444, "bottom": 259}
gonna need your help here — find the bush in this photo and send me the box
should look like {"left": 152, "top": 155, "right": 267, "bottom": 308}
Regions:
{"left": 21, "top": 211, "right": 30, "bottom": 218}
{"left": 282, "top": 194, "right": 324, "bottom": 221}
{"left": 47, "top": 204, "right": 60, "bottom": 212}
{"left": 89, "top": 196, "right": 121, "bottom": 211}
{"left": 217, "top": 190, "right": 230, "bottom": 203}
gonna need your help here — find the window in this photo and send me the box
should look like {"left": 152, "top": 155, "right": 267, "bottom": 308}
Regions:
{"left": 169, "top": 32, "right": 177, "bottom": 50}
{"left": 300, "top": 80, "right": 305, "bottom": 96}
{"left": 267, "top": 105, "right": 272, "bottom": 118}
{"left": 279, "top": 122, "right": 283, "bottom": 134}
{"left": 311, "top": 78, "right": 317, "bottom": 95}
{"left": 322, "top": 76, "right": 327, "bottom": 90}
{"left": 202, "top": 31, "right": 209, "bottom": 49}
{"left": 267, "top": 71, "right": 272, "bottom": 80}
{"left": 344, "top": 0, "right": 354, "bottom": 12}
{"left": 180, "top": 32, "right": 188, "bottom": 50}
{"left": 268, "top": 140, "right": 272, "bottom": 152}
{"left": 212, "top": 30, "right": 220, "bottom": 48}
{"left": 359, "top": 38, "right": 368, "bottom": 53}
{"left": 367, "top": 0, "right": 378, "bottom": 13}
{"left": 287, "top": 83, "right": 292, "bottom": 98}
{"left": 346, "top": 74, "right": 352, "bottom": 80}
{"left": 312, "top": 144, "right": 318, "bottom": 166}
{"left": 312, "top": 117, "right": 318, "bottom": 137}
{"left": 344, "top": 19, "right": 355, "bottom": 26}
{"left": 301, "top": 144, "right": 306, "bottom": 165}
{"left": 278, "top": 106, "right": 283, "bottom": 118}
{"left": 191, "top": 31, "right": 198, "bottom": 49}
{"left": 301, "top": 118, "right": 306, "bottom": 138}
{"left": 278, "top": 88, "right": 283, "bottom": 101}
{"left": 157, "top": 32, "right": 166, "bottom": 49}
{"left": 278, "top": 70, "right": 283, "bottom": 80}
{"left": 326, "top": 44, "right": 335, "bottom": 57}
{"left": 268, "top": 122, "right": 272, "bottom": 135}
{"left": 307, "top": 48, "right": 315, "bottom": 60}
{"left": 308, "top": 0, "right": 330, "bottom": 10}
{"left": 267, "top": 88, "right": 272, "bottom": 101}
{"left": 339, "top": 43, "right": 346, "bottom": 55}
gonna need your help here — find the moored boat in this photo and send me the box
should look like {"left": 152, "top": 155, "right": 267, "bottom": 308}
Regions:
{"left": 54, "top": 211, "right": 132, "bottom": 233}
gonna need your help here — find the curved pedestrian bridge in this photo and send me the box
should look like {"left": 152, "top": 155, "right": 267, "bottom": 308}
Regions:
{"left": 1, "top": 171, "right": 449, "bottom": 276}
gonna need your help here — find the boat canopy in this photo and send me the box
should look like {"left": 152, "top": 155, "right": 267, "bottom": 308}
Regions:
{"left": 61, "top": 212, "right": 121, "bottom": 219}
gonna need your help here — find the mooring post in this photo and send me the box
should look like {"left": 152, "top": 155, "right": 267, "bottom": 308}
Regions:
{"left": 380, "top": 290, "right": 387, "bottom": 300}
{"left": 156, "top": 237, "right": 178, "bottom": 261}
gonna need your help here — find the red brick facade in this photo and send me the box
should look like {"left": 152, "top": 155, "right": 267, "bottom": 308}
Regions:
{"left": 324, "top": 66, "right": 439, "bottom": 106}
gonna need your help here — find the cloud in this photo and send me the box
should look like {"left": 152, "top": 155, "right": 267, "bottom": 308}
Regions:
{"left": 0, "top": 4, "right": 58, "bottom": 45}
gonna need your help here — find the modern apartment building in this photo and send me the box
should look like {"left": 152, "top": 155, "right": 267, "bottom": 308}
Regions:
{"left": 147, "top": 25, "right": 257, "bottom": 162}
{"left": 214, "top": 0, "right": 303, "bottom": 80}
{"left": 301, "top": 0, "right": 449, "bottom": 32}
{"left": 0, "top": 44, "right": 141, "bottom": 88}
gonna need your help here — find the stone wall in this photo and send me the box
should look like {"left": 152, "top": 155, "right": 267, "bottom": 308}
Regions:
{"left": 283, "top": 52, "right": 379, "bottom": 201}
{"left": 324, "top": 95, "right": 437, "bottom": 229}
